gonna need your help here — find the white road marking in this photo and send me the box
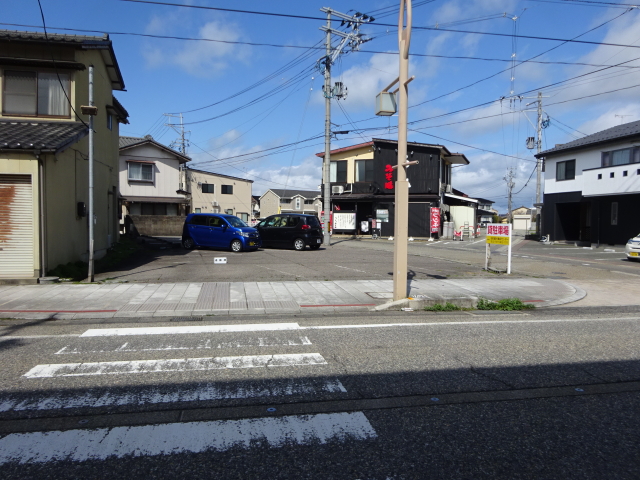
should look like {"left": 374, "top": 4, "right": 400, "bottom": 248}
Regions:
{"left": 23, "top": 353, "right": 328, "bottom": 378}
{"left": 333, "top": 265, "right": 370, "bottom": 274}
{"left": 0, "top": 412, "right": 377, "bottom": 464}
{"left": 611, "top": 270, "right": 640, "bottom": 277}
{"left": 0, "top": 379, "right": 347, "bottom": 412}
{"left": 0, "top": 334, "right": 81, "bottom": 339}
{"left": 81, "top": 323, "right": 301, "bottom": 337}
{"left": 55, "top": 336, "right": 313, "bottom": 354}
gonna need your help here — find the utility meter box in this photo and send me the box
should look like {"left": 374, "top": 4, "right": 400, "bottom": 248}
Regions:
{"left": 375, "top": 91, "right": 397, "bottom": 116}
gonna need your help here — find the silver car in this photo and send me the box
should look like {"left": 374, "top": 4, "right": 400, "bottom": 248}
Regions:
{"left": 625, "top": 233, "right": 640, "bottom": 260}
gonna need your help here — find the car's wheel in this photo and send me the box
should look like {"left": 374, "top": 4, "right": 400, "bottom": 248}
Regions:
{"left": 293, "top": 238, "right": 306, "bottom": 251}
{"left": 182, "top": 237, "right": 194, "bottom": 250}
{"left": 230, "top": 239, "right": 243, "bottom": 252}
{"left": 309, "top": 244, "right": 320, "bottom": 250}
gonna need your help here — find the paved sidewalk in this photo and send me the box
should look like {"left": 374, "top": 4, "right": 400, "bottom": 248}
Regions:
{"left": 0, "top": 278, "right": 583, "bottom": 320}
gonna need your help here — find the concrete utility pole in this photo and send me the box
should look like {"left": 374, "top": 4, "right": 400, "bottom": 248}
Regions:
{"left": 165, "top": 113, "right": 189, "bottom": 155}
{"left": 318, "top": 7, "right": 373, "bottom": 247}
{"left": 322, "top": 10, "right": 332, "bottom": 247}
{"left": 505, "top": 168, "right": 516, "bottom": 224}
{"left": 393, "top": 0, "right": 413, "bottom": 301}
{"left": 535, "top": 91, "right": 543, "bottom": 235}
{"left": 87, "top": 66, "right": 95, "bottom": 282}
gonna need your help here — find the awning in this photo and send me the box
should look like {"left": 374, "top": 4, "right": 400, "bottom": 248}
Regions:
{"left": 445, "top": 193, "right": 478, "bottom": 203}
{"left": 444, "top": 154, "right": 470, "bottom": 165}
{"left": 122, "top": 196, "right": 189, "bottom": 204}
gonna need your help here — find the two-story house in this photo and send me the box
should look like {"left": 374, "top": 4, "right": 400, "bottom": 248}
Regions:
{"left": 0, "top": 30, "right": 127, "bottom": 282}
{"left": 259, "top": 189, "right": 322, "bottom": 219}
{"left": 476, "top": 197, "right": 497, "bottom": 226}
{"left": 316, "top": 138, "right": 470, "bottom": 237}
{"left": 186, "top": 167, "right": 254, "bottom": 223}
{"left": 119, "top": 135, "right": 190, "bottom": 236}
{"left": 536, "top": 120, "right": 640, "bottom": 245}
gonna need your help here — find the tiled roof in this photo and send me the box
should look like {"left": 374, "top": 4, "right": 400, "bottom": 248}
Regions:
{"left": 268, "top": 189, "right": 321, "bottom": 199}
{"left": 119, "top": 135, "right": 190, "bottom": 163}
{"left": 0, "top": 120, "right": 87, "bottom": 153}
{"left": 537, "top": 119, "right": 640, "bottom": 157}
{"left": 0, "top": 29, "right": 109, "bottom": 44}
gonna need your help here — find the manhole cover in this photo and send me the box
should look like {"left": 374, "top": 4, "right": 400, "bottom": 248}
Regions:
{"left": 170, "top": 317, "right": 204, "bottom": 322}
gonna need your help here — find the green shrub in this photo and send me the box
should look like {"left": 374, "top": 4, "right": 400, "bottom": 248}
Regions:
{"left": 477, "top": 297, "right": 535, "bottom": 311}
{"left": 424, "top": 302, "right": 463, "bottom": 312}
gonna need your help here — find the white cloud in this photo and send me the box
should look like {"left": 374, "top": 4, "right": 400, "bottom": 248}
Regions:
{"left": 143, "top": 16, "right": 250, "bottom": 76}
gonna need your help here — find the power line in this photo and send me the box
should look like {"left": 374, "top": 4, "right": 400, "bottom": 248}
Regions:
{"left": 118, "top": 0, "right": 640, "bottom": 49}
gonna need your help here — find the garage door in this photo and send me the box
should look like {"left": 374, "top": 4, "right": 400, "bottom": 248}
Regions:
{"left": 513, "top": 218, "right": 529, "bottom": 230}
{"left": 0, "top": 174, "right": 34, "bottom": 277}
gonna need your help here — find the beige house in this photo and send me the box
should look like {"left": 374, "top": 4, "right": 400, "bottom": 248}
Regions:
{"left": 119, "top": 135, "right": 190, "bottom": 218}
{"left": 0, "top": 30, "right": 127, "bottom": 282}
{"left": 259, "top": 189, "right": 322, "bottom": 219}
{"left": 186, "top": 167, "right": 253, "bottom": 223}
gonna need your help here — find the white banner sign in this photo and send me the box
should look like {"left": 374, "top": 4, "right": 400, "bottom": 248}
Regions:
{"left": 333, "top": 212, "right": 356, "bottom": 231}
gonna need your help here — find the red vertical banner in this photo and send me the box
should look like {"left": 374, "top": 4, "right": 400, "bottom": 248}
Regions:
{"left": 430, "top": 207, "right": 440, "bottom": 233}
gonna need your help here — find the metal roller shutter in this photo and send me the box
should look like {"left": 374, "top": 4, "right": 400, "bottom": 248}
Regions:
{"left": 0, "top": 174, "right": 34, "bottom": 277}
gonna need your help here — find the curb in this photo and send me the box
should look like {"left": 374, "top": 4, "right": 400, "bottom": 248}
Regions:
{"left": 373, "top": 296, "right": 479, "bottom": 311}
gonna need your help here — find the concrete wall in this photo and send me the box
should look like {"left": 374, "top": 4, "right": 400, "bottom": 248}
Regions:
{"left": 128, "top": 215, "right": 184, "bottom": 236}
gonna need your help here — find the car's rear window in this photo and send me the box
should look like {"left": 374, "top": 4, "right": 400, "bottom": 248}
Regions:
{"left": 306, "top": 216, "right": 320, "bottom": 227}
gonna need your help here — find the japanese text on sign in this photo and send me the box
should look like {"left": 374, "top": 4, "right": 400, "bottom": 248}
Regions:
{"left": 487, "top": 224, "right": 511, "bottom": 236}
{"left": 384, "top": 164, "right": 394, "bottom": 190}
{"left": 430, "top": 207, "right": 440, "bottom": 233}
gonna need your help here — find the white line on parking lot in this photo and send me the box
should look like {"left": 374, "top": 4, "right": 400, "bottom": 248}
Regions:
{"left": 0, "top": 412, "right": 376, "bottom": 464}
{"left": 23, "top": 353, "right": 328, "bottom": 378}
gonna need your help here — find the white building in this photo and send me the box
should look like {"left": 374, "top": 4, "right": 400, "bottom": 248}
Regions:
{"left": 536, "top": 120, "right": 640, "bottom": 245}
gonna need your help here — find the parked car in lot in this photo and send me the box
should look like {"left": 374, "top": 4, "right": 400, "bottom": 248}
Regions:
{"left": 625, "top": 233, "right": 640, "bottom": 260}
{"left": 182, "top": 213, "right": 261, "bottom": 252}
{"left": 257, "top": 214, "right": 323, "bottom": 250}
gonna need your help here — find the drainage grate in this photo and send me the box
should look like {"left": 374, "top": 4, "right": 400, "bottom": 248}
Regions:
{"left": 170, "top": 316, "right": 204, "bottom": 322}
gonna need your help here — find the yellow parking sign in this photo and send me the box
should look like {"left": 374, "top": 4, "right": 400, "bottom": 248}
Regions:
{"left": 486, "top": 236, "right": 510, "bottom": 245}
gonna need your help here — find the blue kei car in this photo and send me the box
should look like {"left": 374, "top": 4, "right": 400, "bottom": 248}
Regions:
{"left": 181, "top": 213, "right": 261, "bottom": 252}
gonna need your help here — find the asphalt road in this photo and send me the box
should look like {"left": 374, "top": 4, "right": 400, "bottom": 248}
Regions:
{"left": 1, "top": 307, "right": 639, "bottom": 479}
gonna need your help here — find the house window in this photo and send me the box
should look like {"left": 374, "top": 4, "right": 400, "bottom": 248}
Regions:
{"left": 610, "top": 172, "right": 615, "bottom": 178}
{"left": 195, "top": 208, "right": 201, "bottom": 213}
{"left": 556, "top": 159, "right": 575, "bottom": 181}
{"left": 2, "top": 70, "right": 70, "bottom": 117}
{"left": 304, "top": 199, "right": 315, "bottom": 205}
{"left": 601, "top": 147, "right": 640, "bottom": 167}
{"left": 201, "top": 184, "right": 214, "bottom": 193}
{"left": 225, "top": 209, "right": 233, "bottom": 215}
{"left": 280, "top": 198, "right": 291, "bottom": 205}
{"left": 623, "top": 170, "right": 628, "bottom": 177}
{"left": 330, "top": 161, "right": 347, "bottom": 182}
{"left": 295, "top": 197, "right": 301, "bottom": 210}
{"left": 107, "top": 113, "right": 113, "bottom": 130}
{"left": 221, "top": 185, "right": 233, "bottom": 194}
{"left": 128, "top": 162, "right": 154, "bottom": 182}
{"left": 597, "top": 174, "right": 602, "bottom": 180}
{"left": 239, "top": 213, "right": 249, "bottom": 222}
{"left": 355, "top": 160, "right": 374, "bottom": 182}
{"left": 611, "top": 202, "right": 618, "bottom": 225}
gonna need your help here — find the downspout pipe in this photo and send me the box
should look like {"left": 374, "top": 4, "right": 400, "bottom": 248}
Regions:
{"left": 36, "top": 152, "right": 47, "bottom": 277}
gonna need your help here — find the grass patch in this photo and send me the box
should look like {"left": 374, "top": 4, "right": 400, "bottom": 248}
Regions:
{"left": 48, "top": 237, "right": 143, "bottom": 281}
{"left": 477, "top": 297, "right": 535, "bottom": 311}
{"left": 424, "top": 302, "right": 466, "bottom": 312}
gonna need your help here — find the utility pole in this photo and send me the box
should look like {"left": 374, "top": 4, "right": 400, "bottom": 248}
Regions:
{"left": 535, "top": 91, "right": 543, "bottom": 235}
{"left": 318, "top": 7, "right": 373, "bottom": 247}
{"left": 392, "top": 0, "right": 414, "bottom": 301}
{"left": 85, "top": 66, "right": 96, "bottom": 282}
{"left": 165, "top": 113, "right": 191, "bottom": 214}
{"left": 505, "top": 168, "right": 516, "bottom": 224}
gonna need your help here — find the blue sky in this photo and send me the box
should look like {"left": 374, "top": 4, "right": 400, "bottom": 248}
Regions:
{"left": 5, "top": 0, "right": 640, "bottom": 212}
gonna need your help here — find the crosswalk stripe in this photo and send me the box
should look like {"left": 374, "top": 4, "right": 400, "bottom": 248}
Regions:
{"left": 0, "top": 412, "right": 377, "bottom": 464}
{"left": 80, "top": 323, "right": 301, "bottom": 337}
{"left": 23, "top": 353, "right": 328, "bottom": 378}
{"left": 0, "top": 379, "right": 347, "bottom": 412}
{"left": 54, "top": 336, "right": 313, "bottom": 355}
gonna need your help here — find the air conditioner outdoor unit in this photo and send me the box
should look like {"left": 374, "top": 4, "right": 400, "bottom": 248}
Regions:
{"left": 212, "top": 201, "right": 219, "bottom": 207}
{"left": 445, "top": 184, "right": 452, "bottom": 193}
{"left": 332, "top": 186, "right": 344, "bottom": 195}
